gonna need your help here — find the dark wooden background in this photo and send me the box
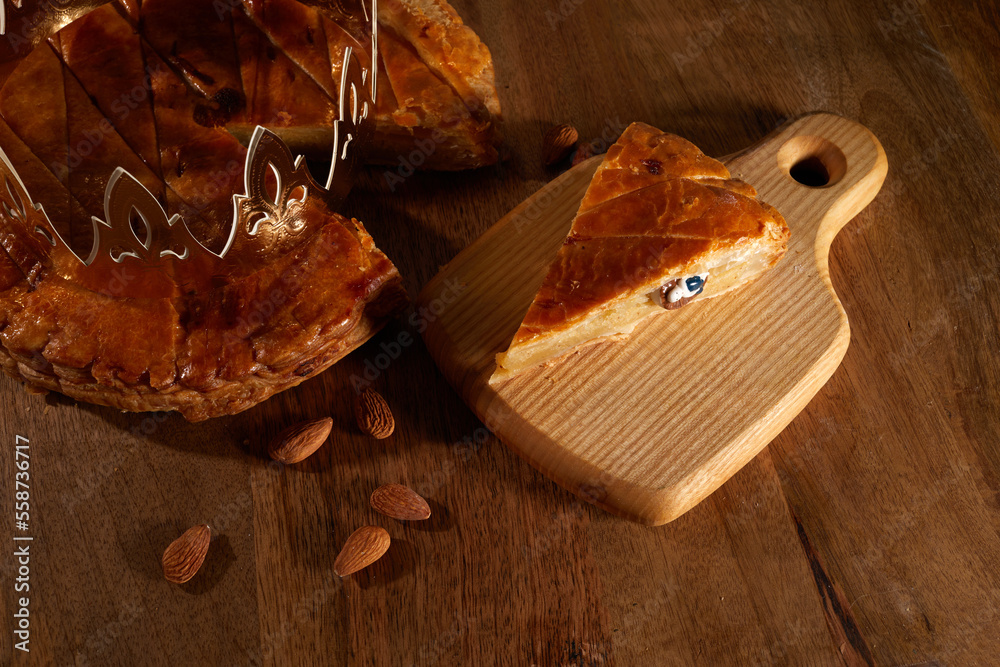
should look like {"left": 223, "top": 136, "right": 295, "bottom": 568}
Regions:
{"left": 2, "top": 0, "right": 999, "bottom": 664}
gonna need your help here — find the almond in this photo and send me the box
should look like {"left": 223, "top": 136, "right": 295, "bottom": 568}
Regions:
{"left": 370, "top": 484, "right": 431, "bottom": 521}
{"left": 162, "top": 524, "right": 211, "bottom": 584}
{"left": 267, "top": 417, "right": 333, "bottom": 463}
{"left": 354, "top": 389, "right": 394, "bottom": 439}
{"left": 334, "top": 525, "right": 391, "bottom": 577}
{"left": 543, "top": 123, "right": 579, "bottom": 166}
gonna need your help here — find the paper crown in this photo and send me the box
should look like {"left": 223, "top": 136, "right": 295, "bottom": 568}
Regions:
{"left": 0, "top": 0, "right": 377, "bottom": 299}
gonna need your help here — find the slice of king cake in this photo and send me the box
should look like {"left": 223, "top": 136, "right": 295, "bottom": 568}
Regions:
{"left": 495, "top": 122, "right": 791, "bottom": 377}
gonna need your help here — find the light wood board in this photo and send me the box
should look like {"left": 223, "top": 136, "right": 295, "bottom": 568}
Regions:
{"left": 418, "top": 112, "right": 887, "bottom": 525}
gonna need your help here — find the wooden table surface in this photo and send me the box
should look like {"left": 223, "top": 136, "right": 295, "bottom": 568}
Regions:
{"left": 2, "top": 0, "right": 999, "bottom": 664}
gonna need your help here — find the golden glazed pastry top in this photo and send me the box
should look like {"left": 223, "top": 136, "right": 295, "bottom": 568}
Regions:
{"left": 511, "top": 122, "right": 790, "bottom": 345}
{"left": 0, "top": 0, "right": 454, "bottom": 420}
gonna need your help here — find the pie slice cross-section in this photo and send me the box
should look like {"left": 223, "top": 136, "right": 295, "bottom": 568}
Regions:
{"left": 495, "top": 122, "right": 791, "bottom": 378}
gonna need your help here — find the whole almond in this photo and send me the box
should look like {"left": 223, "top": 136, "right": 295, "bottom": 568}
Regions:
{"left": 267, "top": 417, "right": 333, "bottom": 463}
{"left": 370, "top": 484, "right": 431, "bottom": 521}
{"left": 543, "top": 123, "right": 579, "bottom": 166}
{"left": 334, "top": 525, "right": 391, "bottom": 577}
{"left": 162, "top": 524, "right": 211, "bottom": 584}
{"left": 354, "top": 389, "right": 394, "bottom": 439}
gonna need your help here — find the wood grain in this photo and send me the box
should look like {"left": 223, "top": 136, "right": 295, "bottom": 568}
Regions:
{"left": 2, "top": 1, "right": 1000, "bottom": 665}
{"left": 418, "top": 113, "right": 887, "bottom": 525}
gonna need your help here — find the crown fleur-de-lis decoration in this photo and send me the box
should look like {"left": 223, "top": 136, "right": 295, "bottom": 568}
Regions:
{"left": 232, "top": 128, "right": 317, "bottom": 249}
{"left": 0, "top": 0, "right": 378, "bottom": 299}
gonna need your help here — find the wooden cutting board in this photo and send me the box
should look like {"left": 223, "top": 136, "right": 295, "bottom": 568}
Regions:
{"left": 417, "top": 112, "right": 886, "bottom": 525}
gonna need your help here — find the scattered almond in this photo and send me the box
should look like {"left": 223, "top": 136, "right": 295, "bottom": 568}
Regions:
{"left": 543, "top": 123, "right": 579, "bottom": 166}
{"left": 334, "top": 525, "right": 391, "bottom": 577}
{"left": 370, "top": 484, "right": 431, "bottom": 521}
{"left": 267, "top": 417, "right": 333, "bottom": 463}
{"left": 354, "top": 389, "right": 394, "bottom": 439}
{"left": 162, "top": 524, "right": 211, "bottom": 584}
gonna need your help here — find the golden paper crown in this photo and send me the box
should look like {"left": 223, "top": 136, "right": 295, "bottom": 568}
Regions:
{"left": 0, "top": 0, "right": 377, "bottom": 299}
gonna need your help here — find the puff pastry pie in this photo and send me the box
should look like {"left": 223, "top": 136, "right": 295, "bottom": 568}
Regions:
{"left": 495, "top": 122, "right": 790, "bottom": 377}
{"left": 0, "top": 0, "right": 451, "bottom": 420}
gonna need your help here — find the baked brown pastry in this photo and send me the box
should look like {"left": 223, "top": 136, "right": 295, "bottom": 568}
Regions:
{"left": 495, "top": 122, "right": 790, "bottom": 377}
{"left": 0, "top": 202, "right": 407, "bottom": 421}
{"left": 0, "top": 0, "right": 502, "bottom": 174}
{"left": 169, "top": 0, "right": 501, "bottom": 169}
{"left": 0, "top": 101, "right": 408, "bottom": 420}
{"left": 240, "top": 0, "right": 501, "bottom": 169}
{"left": 0, "top": 1, "right": 420, "bottom": 421}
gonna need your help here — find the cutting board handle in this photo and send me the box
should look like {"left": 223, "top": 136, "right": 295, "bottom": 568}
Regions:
{"left": 725, "top": 112, "right": 887, "bottom": 283}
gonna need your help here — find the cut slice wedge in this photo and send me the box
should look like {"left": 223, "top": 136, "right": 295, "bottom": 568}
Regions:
{"left": 495, "top": 122, "right": 791, "bottom": 378}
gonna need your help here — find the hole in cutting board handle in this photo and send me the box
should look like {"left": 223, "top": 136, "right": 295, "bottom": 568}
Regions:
{"left": 789, "top": 156, "right": 830, "bottom": 186}
{"left": 777, "top": 135, "right": 847, "bottom": 188}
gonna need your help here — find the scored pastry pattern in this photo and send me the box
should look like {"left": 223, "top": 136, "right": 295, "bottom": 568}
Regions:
{"left": 0, "top": 0, "right": 377, "bottom": 298}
